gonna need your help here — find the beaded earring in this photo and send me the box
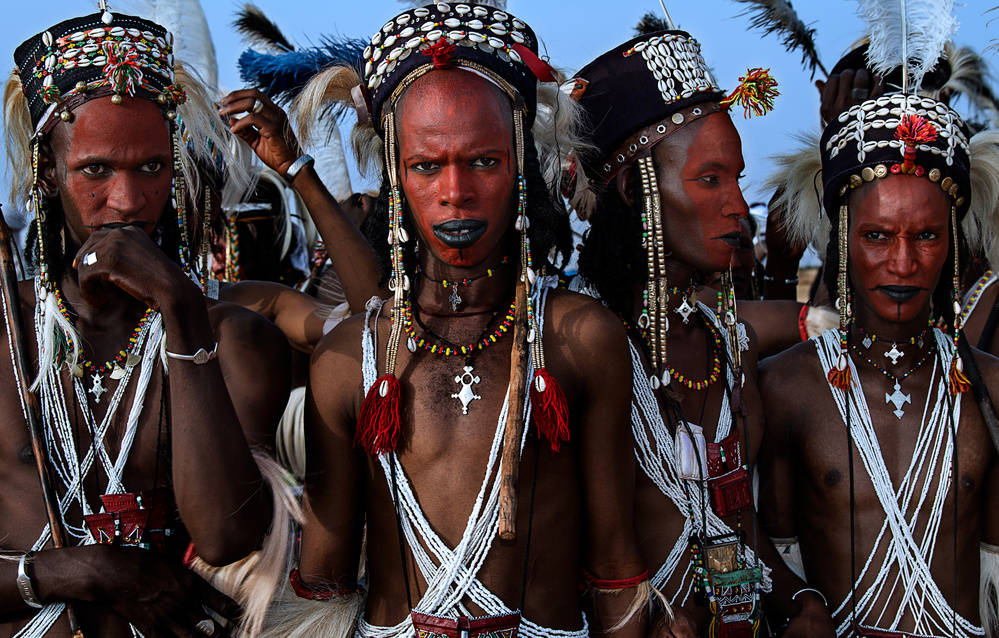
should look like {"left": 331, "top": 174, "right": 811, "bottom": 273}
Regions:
{"left": 636, "top": 154, "right": 670, "bottom": 390}
{"left": 949, "top": 205, "right": 971, "bottom": 395}
{"left": 356, "top": 110, "right": 407, "bottom": 456}
{"left": 828, "top": 203, "right": 852, "bottom": 391}
{"left": 199, "top": 185, "right": 211, "bottom": 291}
{"left": 169, "top": 121, "right": 192, "bottom": 276}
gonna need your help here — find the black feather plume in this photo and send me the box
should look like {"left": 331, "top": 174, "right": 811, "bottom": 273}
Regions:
{"left": 733, "top": 0, "right": 827, "bottom": 78}
{"left": 234, "top": 3, "right": 295, "bottom": 53}
{"left": 635, "top": 12, "right": 671, "bottom": 36}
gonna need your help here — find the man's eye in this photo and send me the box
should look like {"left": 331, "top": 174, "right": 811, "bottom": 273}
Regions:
{"left": 81, "top": 164, "right": 108, "bottom": 176}
{"left": 700, "top": 175, "right": 719, "bottom": 184}
{"left": 916, "top": 231, "right": 939, "bottom": 241}
{"left": 864, "top": 231, "right": 886, "bottom": 240}
{"left": 411, "top": 162, "right": 439, "bottom": 173}
{"left": 140, "top": 162, "right": 164, "bottom": 173}
{"left": 471, "top": 158, "right": 499, "bottom": 168}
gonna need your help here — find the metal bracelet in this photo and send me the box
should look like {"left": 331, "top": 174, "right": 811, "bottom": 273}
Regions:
{"left": 165, "top": 342, "right": 218, "bottom": 365}
{"left": 17, "top": 553, "right": 42, "bottom": 609}
{"left": 791, "top": 586, "right": 828, "bottom": 607}
{"left": 284, "top": 154, "right": 315, "bottom": 183}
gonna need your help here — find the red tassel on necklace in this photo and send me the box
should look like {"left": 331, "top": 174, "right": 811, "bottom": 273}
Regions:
{"left": 949, "top": 356, "right": 971, "bottom": 395}
{"left": 531, "top": 369, "right": 569, "bottom": 452}
{"left": 827, "top": 353, "right": 852, "bottom": 391}
{"left": 356, "top": 374, "right": 403, "bottom": 455}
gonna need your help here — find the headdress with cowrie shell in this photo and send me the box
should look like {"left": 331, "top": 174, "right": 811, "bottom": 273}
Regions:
{"left": 572, "top": 29, "right": 777, "bottom": 395}
{"left": 336, "top": 3, "right": 572, "bottom": 461}
{"left": 13, "top": 12, "right": 185, "bottom": 135}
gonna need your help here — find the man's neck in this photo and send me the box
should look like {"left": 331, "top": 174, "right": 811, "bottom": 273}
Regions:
{"left": 55, "top": 268, "right": 148, "bottom": 332}
{"left": 849, "top": 305, "right": 936, "bottom": 373}
{"left": 626, "top": 258, "right": 703, "bottom": 328}
{"left": 414, "top": 250, "right": 516, "bottom": 315}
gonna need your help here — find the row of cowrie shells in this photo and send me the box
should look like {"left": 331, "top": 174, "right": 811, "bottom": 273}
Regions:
{"left": 40, "top": 25, "right": 171, "bottom": 49}
{"left": 365, "top": 21, "right": 525, "bottom": 60}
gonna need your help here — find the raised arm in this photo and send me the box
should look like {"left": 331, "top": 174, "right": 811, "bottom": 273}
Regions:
{"left": 220, "top": 90, "right": 386, "bottom": 313}
{"left": 222, "top": 279, "right": 335, "bottom": 353}
{"left": 75, "top": 226, "right": 275, "bottom": 565}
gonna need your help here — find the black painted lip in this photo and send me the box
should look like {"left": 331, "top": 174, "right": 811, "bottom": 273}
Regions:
{"left": 432, "top": 219, "right": 487, "bottom": 249}
{"left": 877, "top": 285, "right": 924, "bottom": 301}
{"left": 713, "top": 231, "right": 742, "bottom": 248}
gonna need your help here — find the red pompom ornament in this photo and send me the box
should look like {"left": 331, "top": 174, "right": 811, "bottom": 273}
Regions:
{"left": 530, "top": 369, "right": 569, "bottom": 453}
{"left": 356, "top": 374, "right": 403, "bottom": 455}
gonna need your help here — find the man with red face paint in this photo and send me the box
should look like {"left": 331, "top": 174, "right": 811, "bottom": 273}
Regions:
{"left": 758, "top": 88, "right": 999, "bottom": 636}
{"left": 0, "top": 8, "right": 292, "bottom": 637}
{"left": 570, "top": 30, "right": 835, "bottom": 637}
{"left": 263, "top": 5, "right": 648, "bottom": 638}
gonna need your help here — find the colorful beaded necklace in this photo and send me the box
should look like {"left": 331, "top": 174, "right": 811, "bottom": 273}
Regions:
{"left": 849, "top": 338, "right": 937, "bottom": 419}
{"left": 402, "top": 292, "right": 516, "bottom": 415}
{"left": 960, "top": 268, "right": 995, "bottom": 324}
{"left": 621, "top": 310, "right": 723, "bottom": 391}
{"left": 415, "top": 256, "right": 508, "bottom": 312}
{"left": 52, "top": 286, "right": 154, "bottom": 403}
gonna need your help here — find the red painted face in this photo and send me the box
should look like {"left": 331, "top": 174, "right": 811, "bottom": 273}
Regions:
{"left": 395, "top": 69, "right": 516, "bottom": 269}
{"left": 847, "top": 175, "right": 951, "bottom": 325}
{"left": 46, "top": 96, "right": 172, "bottom": 248}
{"left": 654, "top": 113, "right": 749, "bottom": 272}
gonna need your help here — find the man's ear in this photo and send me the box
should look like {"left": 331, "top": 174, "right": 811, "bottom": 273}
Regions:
{"left": 615, "top": 165, "right": 636, "bottom": 209}
{"left": 37, "top": 141, "right": 59, "bottom": 199}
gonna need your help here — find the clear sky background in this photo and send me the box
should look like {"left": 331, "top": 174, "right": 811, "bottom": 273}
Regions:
{"left": 2, "top": 0, "right": 997, "bottom": 217}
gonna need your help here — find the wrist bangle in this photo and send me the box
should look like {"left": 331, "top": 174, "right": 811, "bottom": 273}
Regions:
{"left": 165, "top": 342, "right": 218, "bottom": 365}
{"left": 792, "top": 587, "right": 827, "bottom": 607}
{"left": 284, "top": 154, "right": 314, "bottom": 183}
{"left": 17, "top": 553, "right": 42, "bottom": 609}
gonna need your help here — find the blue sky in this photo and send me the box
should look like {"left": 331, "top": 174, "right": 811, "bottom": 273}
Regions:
{"left": 2, "top": 0, "right": 996, "bottom": 211}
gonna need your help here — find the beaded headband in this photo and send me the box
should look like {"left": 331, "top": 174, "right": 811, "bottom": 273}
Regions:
{"left": 821, "top": 94, "right": 971, "bottom": 218}
{"left": 14, "top": 12, "right": 185, "bottom": 135}
{"left": 360, "top": 2, "right": 551, "bottom": 135}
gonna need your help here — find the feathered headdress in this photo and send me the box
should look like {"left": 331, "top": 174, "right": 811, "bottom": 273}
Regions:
{"left": 733, "top": 0, "right": 827, "bottom": 78}
{"left": 123, "top": 0, "right": 219, "bottom": 87}
{"left": 234, "top": 3, "right": 294, "bottom": 52}
{"left": 859, "top": 0, "right": 957, "bottom": 94}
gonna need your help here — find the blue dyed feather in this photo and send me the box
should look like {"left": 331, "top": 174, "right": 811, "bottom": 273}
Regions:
{"left": 238, "top": 35, "right": 366, "bottom": 105}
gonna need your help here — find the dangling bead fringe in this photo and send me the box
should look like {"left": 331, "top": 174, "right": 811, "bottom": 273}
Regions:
{"left": 827, "top": 353, "right": 852, "bottom": 391}
{"left": 530, "top": 369, "right": 569, "bottom": 453}
{"left": 356, "top": 374, "right": 402, "bottom": 455}
{"left": 950, "top": 355, "right": 971, "bottom": 395}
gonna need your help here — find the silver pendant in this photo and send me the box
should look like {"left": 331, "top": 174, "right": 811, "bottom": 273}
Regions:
{"left": 449, "top": 284, "right": 462, "bottom": 312}
{"left": 885, "top": 380, "right": 911, "bottom": 419}
{"left": 89, "top": 373, "right": 107, "bottom": 403}
{"left": 885, "top": 343, "right": 904, "bottom": 365}
{"left": 451, "top": 365, "right": 481, "bottom": 415}
{"left": 863, "top": 336, "right": 873, "bottom": 349}
{"left": 676, "top": 295, "right": 695, "bottom": 324}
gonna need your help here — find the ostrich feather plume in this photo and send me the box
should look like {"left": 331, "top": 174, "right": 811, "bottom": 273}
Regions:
{"left": 733, "top": 0, "right": 826, "bottom": 78}
{"left": 235, "top": 4, "right": 295, "bottom": 53}
{"left": 858, "top": 0, "right": 957, "bottom": 93}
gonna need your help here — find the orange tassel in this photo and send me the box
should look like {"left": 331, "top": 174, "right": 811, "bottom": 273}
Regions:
{"left": 827, "top": 354, "right": 852, "bottom": 391}
{"left": 530, "top": 369, "right": 570, "bottom": 453}
{"left": 950, "top": 356, "right": 971, "bottom": 395}
{"left": 356, "top": 374, "right": 403, "bottom": 455}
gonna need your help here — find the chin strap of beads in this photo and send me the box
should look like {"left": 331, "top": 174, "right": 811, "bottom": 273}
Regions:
{"left": 828, "top": 203, "right": 852, "bottom": 391}
{"left": 31, "top": 140, "right": 48, "bottom": 288}
{"left": 949, "top": 205, "right": 971, "bottom": 395}
{"left": 199, "top": 185, "right": 211, "bottom": 291}
{"left": 357, "top": 111, "right": 409, "bottom": 456}
{"left": 637, "top": 154, "right": 670, "bottom": 390}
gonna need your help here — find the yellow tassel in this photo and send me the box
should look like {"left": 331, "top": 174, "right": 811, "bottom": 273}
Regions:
{"left": 950, "top": 356, "right": 971, "bottom": 395}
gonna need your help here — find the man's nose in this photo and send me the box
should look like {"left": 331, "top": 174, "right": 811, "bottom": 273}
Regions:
{"left": 105, "top": 174, "right": 148, "bottom": 216}
{"left": 439, "top": 166, "right": 474, "bottom": 208}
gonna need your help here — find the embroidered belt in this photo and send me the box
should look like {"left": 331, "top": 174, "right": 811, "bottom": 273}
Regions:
{"left": 411, "top": 611, "right": 519, "bottom": 638}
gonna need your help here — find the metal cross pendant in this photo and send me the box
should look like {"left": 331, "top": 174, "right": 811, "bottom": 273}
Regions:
{"left": 863, "top": 336, "right": 873, "bottom": 349}
{"left": 449, "top": 283, "right": 462, "bottom": 312}
{"left": 676, "top": 296, "right": 695, "bottom": 324}
{"left": 451, "top": 366, "right": 481, "bottom": 415}
{"left": 885, "top": 380, "right": 911, "bottom": 419}
{"left": 88, "top": 373, "right": 107, "bottom": 403}
{"left": 884, "top": 343, "right": 904, "bottom": 365}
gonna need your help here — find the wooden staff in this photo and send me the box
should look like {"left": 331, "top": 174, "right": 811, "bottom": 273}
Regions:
{"left": 498, "top": 275, "right": 529, "bottom": 540}
{"left": 0, "top": 206, "right": 83, "bottom": 637}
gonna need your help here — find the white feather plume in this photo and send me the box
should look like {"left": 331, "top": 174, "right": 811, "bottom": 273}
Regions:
{"left": 122, "top": 0, "right": 219, "bottom": 87}
{"left": 858, "top": 0, "right": 957, "bottom": 94}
